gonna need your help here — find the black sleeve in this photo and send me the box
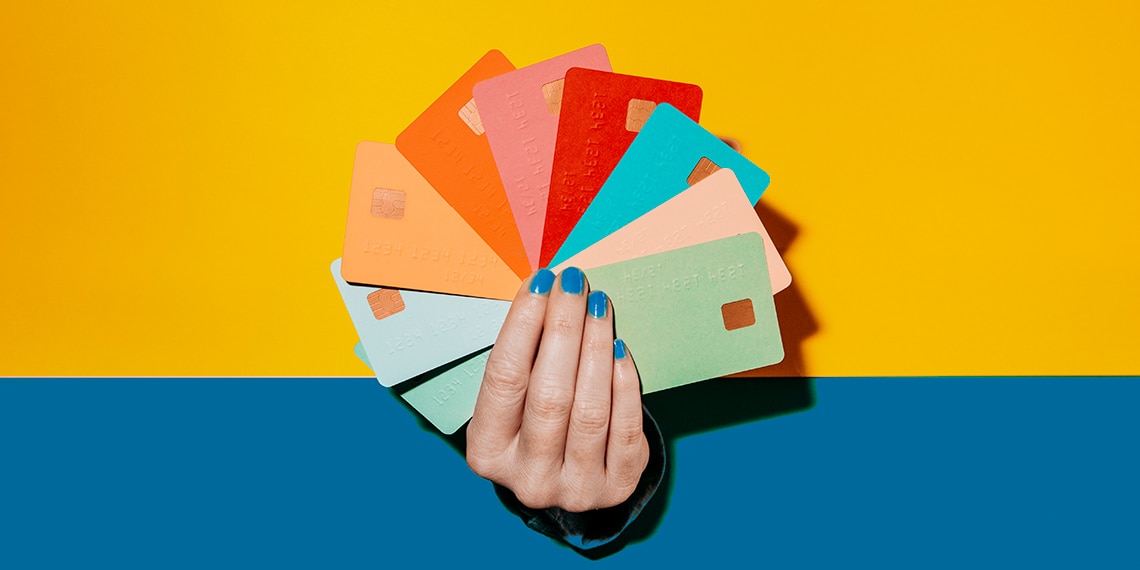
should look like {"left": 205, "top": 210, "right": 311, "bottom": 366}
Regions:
{"left": 492, "top": 405, "right": 667, "bottom": 550}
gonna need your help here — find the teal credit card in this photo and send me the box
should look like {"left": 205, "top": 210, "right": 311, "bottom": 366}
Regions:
{"left": 550, "top": 103, "right": 771, "bottom": 267}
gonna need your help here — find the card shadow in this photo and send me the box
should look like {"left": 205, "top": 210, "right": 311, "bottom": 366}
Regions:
{"left": 387, "top": 186, "right": 821, "bottom": 558}
{"left": 386, "top": 362, "right": 472, "bottom": 457}
{"left": 581, "top": 195, "right": 822, "bottom": 558}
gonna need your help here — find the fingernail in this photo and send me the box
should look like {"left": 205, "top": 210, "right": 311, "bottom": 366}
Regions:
{"left": 588, "top": 290, "right": 607, "bottom": 318}
{"left": 613, "top": 339, "right": 627, "bottom": 359}
{"left": 529, "top": 269, "right": 555, "bottom": 295}
{"left": 561, "top": 267, "right": 584, "bottom": 295}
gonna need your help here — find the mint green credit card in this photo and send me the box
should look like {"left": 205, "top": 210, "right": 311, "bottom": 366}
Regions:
{"left": 587, "top": 232, "right": 784, "bottom": 393}
{"left": 354, "top": 342, "right": 488, "bottom": 435}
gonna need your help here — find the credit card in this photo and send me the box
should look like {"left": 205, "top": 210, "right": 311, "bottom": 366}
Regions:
{"left": 355, "top": 342, "right": 489, "bottom": 435}
{"left": 541, "top": 68, "right": 703, "bottom": 266}
{"left": 554, "top": 168, "right": 791, "bottom": 294}
{"left": 351, "top": 233, "right": 782, "bottom": 429}
{"left": 395, "top": 50, "right": 531, "bottom": 279}
{"left": 472, "top": 44, "right": 611, "bottom": 269}
{"left": 331, "top": 258, "right": 508, "bottom": 387}
{"left": 340, "top": 142, "right": 522, "bottom": 300}
{"left": 586, "top": 233, "right": 783, "bottom": 393}
{"left": 550, "top": 103, "right": 771, "bottom": 267}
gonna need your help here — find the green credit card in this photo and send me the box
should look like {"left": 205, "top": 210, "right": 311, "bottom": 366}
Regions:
{"left": 587, "top": 232, "right": 784, "bottom": 393}
{"left": 354, "top": 342, "right": 487, "bottom": 435}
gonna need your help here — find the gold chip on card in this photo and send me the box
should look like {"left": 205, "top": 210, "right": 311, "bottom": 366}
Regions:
{"left": 686, "top": 157, "right": 722, "bottom": 186}
{"left": 625, "top": 98, "right": 657, "bottom": 132}
{"left": 540, "top": 78, "right": 565, "bottom": 115}
{"left": 721, "top": 298, "right": 757, "bottom": 331}
{"left": 458, "top": 98, "right": 485, "bottom": 136}
{"left": 370, "top": 188, "right": 406, "bottom": 219}
{"left": 366, "top": 289, "right": 406, "bottom": 320}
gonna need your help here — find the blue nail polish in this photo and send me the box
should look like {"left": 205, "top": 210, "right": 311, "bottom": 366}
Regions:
{"left": 529, "top": 269, "right": 555, "bottom": 294}
{"left": 588, "top": 290, "right": 607, "bottom": 318}
{"left": 613, "top": 339, "right": 627, "bottom": 359}
{"left": 561, "top": 267, "right": 584, "bottom": 295}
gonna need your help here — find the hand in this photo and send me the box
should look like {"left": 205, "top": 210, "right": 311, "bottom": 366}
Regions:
{"left": 466, "top": 267, "right": 649, "bottom": 512}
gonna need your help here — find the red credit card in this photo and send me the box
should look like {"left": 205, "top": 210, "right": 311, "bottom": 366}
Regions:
{"left": 540, "top": 68, "right": 703, "bottom": 267}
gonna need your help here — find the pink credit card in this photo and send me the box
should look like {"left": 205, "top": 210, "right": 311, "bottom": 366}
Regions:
{"left": 553, "top": 168, "right": 792, "bottom": 294}
{"left": 472, "top": 44, "right": 612, "bottom": 270}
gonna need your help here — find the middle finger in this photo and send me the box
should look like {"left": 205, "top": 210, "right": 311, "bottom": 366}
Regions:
{"left": 518, "top": 267, "right": 589, "bottom": 469}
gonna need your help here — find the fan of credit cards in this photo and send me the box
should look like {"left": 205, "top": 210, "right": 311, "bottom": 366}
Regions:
{"left": 332, "top": 45, "right": 792, "bottom": 434}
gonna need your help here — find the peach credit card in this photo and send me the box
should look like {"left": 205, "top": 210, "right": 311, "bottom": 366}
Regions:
{"left": 553, "top": 169, "right": 791, "bottom": 294}
{"left": 541, "top": 68, "right": 703, "bottom": 266}
{"left": 472, "top": 45, "right": 611, "bottom": 269}
{"left": 395, "top": 50, "right": 531, "bottom": 279}
{"left": 340, "top": 142, "right": 522, "bottom": 300}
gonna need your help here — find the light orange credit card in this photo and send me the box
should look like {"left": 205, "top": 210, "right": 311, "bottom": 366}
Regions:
{"left": 395, "top": 50, "right": 531, "bottom": 280}
{"left": 340, "top": 142, "right": 523, "bottom": 300}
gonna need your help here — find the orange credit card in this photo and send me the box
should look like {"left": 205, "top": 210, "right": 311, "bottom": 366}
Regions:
{"left": 340, "top": 142, "right": 522, "bottom": 301}
{"left": 395, "top": 50, "right": 532, "bottom": 279}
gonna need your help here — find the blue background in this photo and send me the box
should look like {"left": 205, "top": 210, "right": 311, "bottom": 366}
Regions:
{"left": 3, "top": 377, "right": 1137, "bottom": 568}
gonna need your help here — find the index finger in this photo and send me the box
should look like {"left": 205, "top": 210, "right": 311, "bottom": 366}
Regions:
{"left": 467, "top": 269, "right": 555, "bottom": 459}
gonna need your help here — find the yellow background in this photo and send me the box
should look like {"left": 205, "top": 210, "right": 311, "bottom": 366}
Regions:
{"left": 2, "top": 1, "right": 1137, "bottom": 376}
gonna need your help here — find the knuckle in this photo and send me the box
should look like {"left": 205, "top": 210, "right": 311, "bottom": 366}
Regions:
{"left": 564, "top": 444, "right": 602, "bottom": 476}
{"left": 465, "top": 443, "right": 512, "bottom": 482}
{"left": 565, "top": 446, "right": 594, "bottom": 470}
{"left": 610, "top": 467, "right": 642, "bottom": 493}
{"left": 557, "top": 472, "right": 607, "bottom": 512}
{"left": 604, "top": 479, "right": 639, "bottom": 507}
{"left": 512, "top": 487, "right": 541, "bottom": 509}
{"left": 465, "top": 452, "right": 496, "bottom": 479}
{"left": 513, "top": 483, "right": 554, "bottom": 510}
{"left": 560, "top": 494, "right": 596, "bottom": 514}
{"left": 612, "top": 421, "right": 646, "bottom": 449}
{"left": 607, "top": 438, "right": 649, "bottom": 493}
{"left": 465, "top": 421, "right": 502, "bottom": 457}
{"left": 519, "top": 454, "right": 557, "bottom": 482}
{"left": 514, "top": 303, "right": 546, "bottom": 331}
{"left": 481, "top": 361, "right": 528, "bottom": 402}
{"left": 636, "top": 438, "right": 650, "bottom": 469}
{"left": 569, "top": 399, "right": 611, "bottom": 437}
{"left": 527, "top": 385, "right": 574, "bottom": 422}
{"left": 547, "top": 312, "right": 581, "bottom": 338}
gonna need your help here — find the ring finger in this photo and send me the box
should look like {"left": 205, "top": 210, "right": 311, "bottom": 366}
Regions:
{"left": 562, "top": 289, "right": 614, "bottom": 492}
